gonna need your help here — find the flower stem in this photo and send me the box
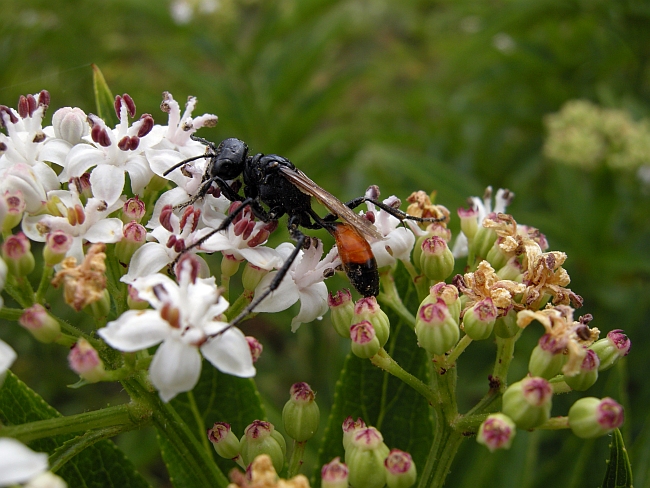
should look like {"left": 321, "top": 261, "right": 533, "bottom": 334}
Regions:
{"left": 444, "top": 334, "right": 473, "bottom": 366}
{"left": 370, "top": 348, "right": 437, "bottom": 404}
{"left": 34, "top": 265, "right": 54, "bottom": 303}
{"left": 536, "top": 416, "right": 570, "bottom": 430}
{"left": 287, "top": 440, "right": 306, "bottom": 478}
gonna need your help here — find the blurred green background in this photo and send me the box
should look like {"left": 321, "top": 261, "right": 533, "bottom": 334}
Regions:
{"left": 1, "top": 0, "right": 650, "bottom": 486}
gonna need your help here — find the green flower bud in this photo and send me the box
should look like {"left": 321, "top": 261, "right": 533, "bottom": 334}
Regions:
{"left": 425, "top": 282, "right": 461, "bottom": 323}
{"left": 589, "top": 330, "right": 630, "bottom": 371}
{"left": 415, "top": 300, "right": 460, "bottom": 356}
{"left": 68, "top": 338, "right": 106, "bottom": 382}
{"left": 384, "top": 449, "right": 417, "bottom": 488}
{"left": 221, "top": 253, "right": 241, "bottom": 279}
{"left": 207, "top": 422, "right": 241, "bottom": 460}
{"left": 282, "top": 382, "right": 320, "bottom": 442}
{"left": 321, "top": 457, "right": 349, "bottom": 488}
{"left": 486, "top": 238, "right": 510, "bottom": 270}
{"left": 342, "top": 416, "right": 367, "bottom": 452}
{"left": 115, "top": 221, "right": 146, "bottom": 265}
{"left": 564, "top": 350, "right": 599, "bottom": 391}
{"left": 239, "top": 420, "right": 286, "bottom": 473}
{"left": 85, "top": 289, "right": 111, "bottom": 321}
{"left": 2, "top": 232, "right": 35, "bottom": 276}
{"left": 419, "top": 236, "right": 454, "bottom": 282}
{"left": 457, "top": 206, "right": 479, "bottom": 242}
{"left": 353, "top": 297, "right": 390, "bottom": 347}
{"left": 470, "top": 221, "right": 498, "bottom": 261}
{"left": 345, "top": 427, "right": 390, "bottom": 488}
{"left": 350, "top": 321, "right": 381, "bottom": 359}
{"left": 328, "top": 290, "right": 354, "bottom": 339}
{"left": 43, "top": 231, "right": 73, "bottom": 266}
{"left": 568, "top": 397, "right": 624, "bottom": 439}
{"left": 242, "top": 263, "right": 268, "bottom": 292}
{"left": 2, "top": 190, "right": 26, "bottom": 232}
{"left": 462, "top": 298, "right": 497, "bottom": 341}
{"left": 19, "top": 304, "right": 62, "bottom": 343}
{"left": 477, "top": 413, "right": 516, "bottom": 452}
{"left": 495, "top": 256, "right": 523, "bottom": 281}
{"left": 493, "top": 306, "right": 519, "bottom": 338}
{"left": 501, "top": 377, "right": 552, "bottom": 430}
{"left": 528, "top": 334, "right": 567, "bottom": 379}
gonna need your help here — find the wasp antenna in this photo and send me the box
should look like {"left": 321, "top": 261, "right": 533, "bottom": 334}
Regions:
{"left": 163, "top": 154, "right": 211, "bottom": 176}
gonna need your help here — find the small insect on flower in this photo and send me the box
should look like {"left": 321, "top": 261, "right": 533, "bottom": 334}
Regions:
{"left": 164, "top": 135, "right": 445, "bottom": 326}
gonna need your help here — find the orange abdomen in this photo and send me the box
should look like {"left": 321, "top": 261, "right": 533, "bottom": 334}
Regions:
{"left": 330, "top": 223, "right": 379, "bottom": 297}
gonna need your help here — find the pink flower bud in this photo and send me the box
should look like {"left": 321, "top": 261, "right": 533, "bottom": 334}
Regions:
{"left": 19, "top": 304, "right": 61, "bottom": 343}
{"left": 68, "top": 338, "right": 105, "bottom": 382}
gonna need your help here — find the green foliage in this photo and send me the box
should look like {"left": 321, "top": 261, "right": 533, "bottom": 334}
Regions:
{"left": 603, "top": 429, "right": 633, "bottom": 488}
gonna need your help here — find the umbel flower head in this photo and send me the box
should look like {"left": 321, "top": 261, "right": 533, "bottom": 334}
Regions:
{"left": 99, "top": 259, "right": 255, "bottom": 401}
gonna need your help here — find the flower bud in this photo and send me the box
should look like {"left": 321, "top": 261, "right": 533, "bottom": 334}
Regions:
{"left": 353, "top": 297, "right": 389, "bottom": 347}
{"left": 564, "top": 349, "right": 599, "bottom": 391}
{"left": 345, "top": 427, "right": 390, "bottom": 488}
{"left": 242, "top": 263, "right": 268, "bottom": 292}
{"left": 457, "top": 206, "right": 479, "bottom": 242}
{"left": 68, "top": 338, "right": 106, "bottom": 382}
{"left": 589, "top": 330, "right": 630, "bottom": 371}
{"left": 122, "top": 196, "right": 146, "bottom": 223}
{"left": 127, "top": 284, "right": 149, "bottom": 310}
{"left": 321, "top": 457, "right": 349, "bottom": 488}
{"left": 419, "top": 236, "right": 454, "bottom": 282}
{"left": 384, "top": 449, "right": 417, "bottom": 488}
{"left": 282, "top": 382, "right": 320, "bottom": 442}
{"left": 415, "top": 300, "right": 460, "bottom": 356}
{"left": 43, "top": 231, "right": 73, "bottom": 266}
{"left": 19, "top": 304, "right": 62, "bottom": 343}
{"left": 52, "top": 106, "right": 88, "bottom": 143}
{"left": 350, "top": 321, "right": 381, "bottom": 359}
{"left": 493, "top": 306, "right": 519, "bottom": 338}
{"left": 477, "top": 413, "right": 516, "bottom": 452}
{"left": 115, "top": 222, "right": 147, "bottom": 265}
{"left": 342, "top": 416, "right": 367, "bottom": 452}
{"left": 207, "top": 422, "right": 241, "bottom": 460}
{"left": 470, "top": 221, "right": 498, "bottom": 261}
{"left": 246, "top": 336, "right": 263, "bottom": 363}
{"left": 501, "top": 377, "right": 553, "bottom": 430}
{"left": 239, "top": 420, "right": 286, "bottom": 473}
{"left": 328, "top": 289, "right": 354, "bottom": 339}
{"left": 568, "top": 397, "right": 624, "bottom": 439}
{"left": 495, "top": 256, "right": 523, "bottom": 281}
{"left": 221, "top": 253, "right": 241, "bottom": 279}
{"left": 2, "top": 232, "right": 35, "bottom": 276}
{"left": 424, "top": 283, "right": 461, "bottom": 323}
{"left": 485, "top": 238, "right": 510, "bottom": 270}
{"left": 462, "top": 298, "right": 497, "bottom": 341}
{"left": 528, "top": 334, "right": 567, "bottom": 379}
{"left": 2, "top": 189, "right": 26, "bottom": 232}
{"left": 85, "top": 289, "right": 111, "bottom": 321}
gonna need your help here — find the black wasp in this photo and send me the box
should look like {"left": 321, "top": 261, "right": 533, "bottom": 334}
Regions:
{"left": 164, "top": 136, "right": 442, "bottom": 326}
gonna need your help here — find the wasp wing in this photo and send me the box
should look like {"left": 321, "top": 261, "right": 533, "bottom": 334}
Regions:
{"left": 278, "top": 166, "right": 384, "bottom": 241}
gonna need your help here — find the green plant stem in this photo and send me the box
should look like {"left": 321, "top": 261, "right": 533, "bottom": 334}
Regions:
{"left": 4, "top": 274, "right": 34, "bottom": 308}
{"left": 0, "top": 403, "right": 151, "bottom": 443}
{"left": 287, "top": 440, "right": 306, "bottom": 478}
{"left": 122, "top": 378, "right": 229, "bottom": 488}
{"left": 492, "top": 332, "right": 521, "bottom": 390}
{"left": 445, "top": 334, "right": 473, "bottom": 366}
{"left": 537, "top": 416, "right": 570, "bottom": 430}
{"left": 226, "top": 290, "right": 254, "bottom": 322}
{"left": 370, "top": 348, "right": 437, "bottom": 404}
{"left": 452, "top": 413, "right": 489, "bottom": 434}
{"left": 378, "top": 271, "right": 417, "bottom": 329}
{"left": 34, "top": 265, "right": 54, "bottom": 304}
{"left": 49, "top": 425, "right": 128, "bottom": 473}
{"left": 417, "top": 417, "right": 464, "bottom": 488}
{"left": 0, "top": 307, "right": 23, "bottom": 320}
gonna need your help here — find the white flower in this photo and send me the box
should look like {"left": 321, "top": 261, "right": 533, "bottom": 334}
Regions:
{"left": 362, "top": 191, "right": 417, "bottom": 268}
{"left": 452, "top": 187, "right": 514, "bottom": 258}
{"left": 253, "top": 240, "right": 335, "bottom": 331}
{"left": 99, "top": 261, "right": 255, "bottom": 402}
{"left": 22, "top": 189, "right": 123, "bottom": 263}
{"left": 59, "top": 96, "right": 155, "bottom": 206}
{"left": 0, "top": 438, "right": 49, "bottom": 486}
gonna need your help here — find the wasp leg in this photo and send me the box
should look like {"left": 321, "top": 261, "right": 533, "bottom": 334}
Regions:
{"left": 230, "top": 214, "right": 308, "bottom": 326}
{"left": 320, "top": 196, "right": 445, "bottom": 224}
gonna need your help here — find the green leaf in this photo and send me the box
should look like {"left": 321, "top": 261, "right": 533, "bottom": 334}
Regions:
{"left": 0, "top": 371, "right": 150, "bottom": 488}
{"left": 315, "top": 263, "right": 432, "bottom": 484}
{"left": 157, "top": 362, "right": 265, "bottom": 485}
{"left": 92, "top": 64, "right": 118, "bottom": 127}
{"left": 602, "top": 428, "right": 633, "bottom": 488}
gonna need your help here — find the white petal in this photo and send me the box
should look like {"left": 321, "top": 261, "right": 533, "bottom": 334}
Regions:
{"left": 98, "top": 310, "right": 170, "bottom": 351}
{"left": 150, "top": 338, "right": 202, "bottom": 402}
{"left": 84, "top": 218, "right": 124, "bottom": 244}
{"left": 90, "top": 164, "right": 125, "bottom": 206}
{"left": 201, "top": 327, "right": 255, "bottom": 377}
{"left": 124, "top": 155, "right": 154, "bottom": 194}
{"left": 250, "top": 271, "right": 299, "bottom": 313}
{"left": 238, "top": 246, "right": 283, "bottom": 270}
{"left": 0, "top": 438, "right": 48, "bottom": 485}
{"left": 63, "top": 143, "right": 102, "bottom": 179}
{"left": 290, "top": 282, "right": 329, "bottom": 332}
{"left": 0, "top": 339, "right": 17, "bottom": 375}
{"left": 39, "top": 139, "right": 72, "bottom": 168}
{"left": 32, "top": 162, "right": 61, "bottom": 193}
{"left": 122, "top": 242, "right": 174, "bottom": 283}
